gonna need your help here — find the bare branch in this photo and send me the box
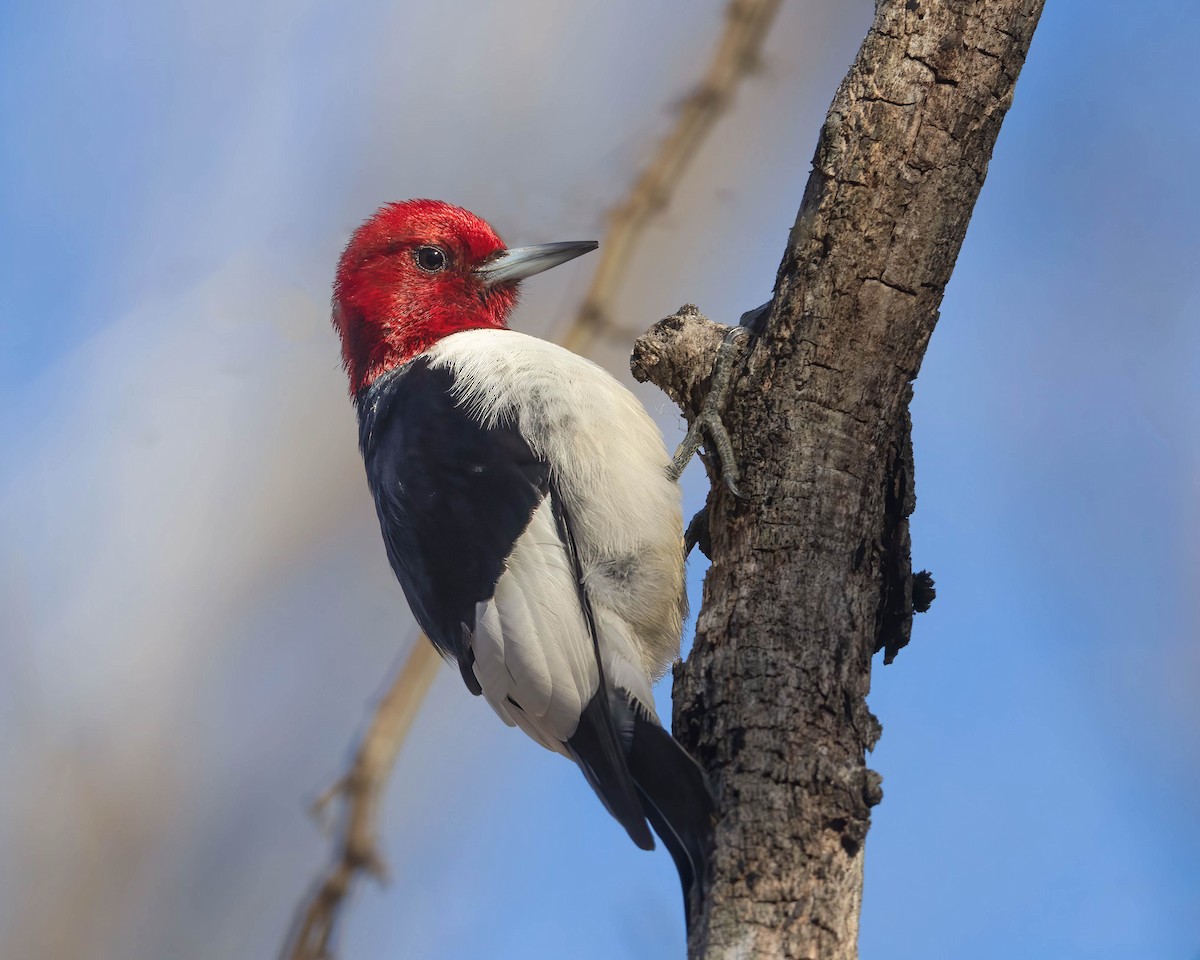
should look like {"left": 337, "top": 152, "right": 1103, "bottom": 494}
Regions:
{"left": 281, "top": 643, "right": 441, "bottom": 960}
{"left": 561, "top": 0, "right": 783, "bottom": 354}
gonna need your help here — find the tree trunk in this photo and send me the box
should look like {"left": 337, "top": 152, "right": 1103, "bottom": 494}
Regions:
{"left": 631, "top": 2, "right": 1044, "bottom": 957}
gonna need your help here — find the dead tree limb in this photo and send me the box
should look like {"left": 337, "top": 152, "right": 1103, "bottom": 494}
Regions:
{"left": 631, "top": 2, "right": 1044, "bottom": 957}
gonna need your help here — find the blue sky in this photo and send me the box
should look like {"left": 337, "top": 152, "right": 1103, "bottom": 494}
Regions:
{"left": 2, "top": 1, "right": 1197, "bottom": 958}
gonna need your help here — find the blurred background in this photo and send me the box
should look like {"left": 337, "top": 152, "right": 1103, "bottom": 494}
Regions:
{"left": 2, "top": 0, "right": 1197, "bottom": 957}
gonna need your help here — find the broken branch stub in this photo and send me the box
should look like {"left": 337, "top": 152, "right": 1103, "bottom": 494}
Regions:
{"left": 631, "top": 305, "right": 736, "bottom": 420}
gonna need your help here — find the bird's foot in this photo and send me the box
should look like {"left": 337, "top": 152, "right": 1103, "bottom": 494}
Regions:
{"left": 667, "top": 324, "right": 753, "bottom": 497}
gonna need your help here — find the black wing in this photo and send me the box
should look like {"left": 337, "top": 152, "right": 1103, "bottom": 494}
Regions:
{"left": 357, "top": 358, "right": 549, "bottom": 691}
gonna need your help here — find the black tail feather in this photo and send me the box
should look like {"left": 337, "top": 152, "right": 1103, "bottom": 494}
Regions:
{"left": 626, "top": 712, "right": 716, "bottom": 926}
{"left": 549, "top": 484, "right": 713, "bottom": 915}
{"left": 566, "top": 688, "right": 656, "bottom": 851}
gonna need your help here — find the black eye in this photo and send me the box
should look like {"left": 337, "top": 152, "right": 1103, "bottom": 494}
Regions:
{"left": 414, "top": 246, "right": 447, "bottom": 273}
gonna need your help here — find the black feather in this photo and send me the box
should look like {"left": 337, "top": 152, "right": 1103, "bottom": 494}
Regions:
{"left": 566, "top": 689, "right": 655, "bottom": 850}
{"left": 626, "top": 709, "right": 716, "bottom": 926}
{"left": 356, "top": 358, "right": 549, "bottom": 688}
{"left": 553, "top": 488, "right": 654, "bottom": 850}
{"left": 554, "top": 484, "right": 714, "bottom": 904}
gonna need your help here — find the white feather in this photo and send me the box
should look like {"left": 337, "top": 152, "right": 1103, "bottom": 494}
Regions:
{"left": 428, "top": 328, "right": 686, "bottom": 698}
{"left": 471, "top": 602, "right": 517, "bottom": 727}
{"left": 471, "top": 500, "right": 599, "bottom": 752}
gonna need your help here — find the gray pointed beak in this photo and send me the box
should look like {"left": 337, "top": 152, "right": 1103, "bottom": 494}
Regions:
{"left": 475, "top": 241, "right": 598, "bottom": 286}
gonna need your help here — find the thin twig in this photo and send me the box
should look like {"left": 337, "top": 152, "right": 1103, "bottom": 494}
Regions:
{"left": 281, "top": 643, "right": 441, "bottom": 960}
{"left": 281, "top": 3, "right": 783, "bottom": 957}
{"left": 562, "top": 0, "right": 783, "bottom": 354}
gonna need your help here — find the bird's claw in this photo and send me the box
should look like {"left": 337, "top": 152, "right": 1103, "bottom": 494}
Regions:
{"left": 684, "top": 507, "right": 711, "bottom": 559}
{"left": 738, "top": 301, "right": 771, "bottom": 337}
{"left": 667, "top": 325, "right": 750, "bottom": 498}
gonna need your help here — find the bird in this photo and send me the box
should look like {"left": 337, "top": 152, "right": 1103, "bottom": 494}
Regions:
{"left": 331, "top": 199, "right": 715, "bottom": 919}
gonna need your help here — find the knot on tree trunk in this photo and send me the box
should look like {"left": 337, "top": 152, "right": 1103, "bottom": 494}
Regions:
{"left": 632, "top": 305, "right": 740, "bottom": 421}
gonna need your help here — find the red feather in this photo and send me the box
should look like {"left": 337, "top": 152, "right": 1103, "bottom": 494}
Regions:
{"left": 333, "top": 200, "right": 519, "bottom": 394}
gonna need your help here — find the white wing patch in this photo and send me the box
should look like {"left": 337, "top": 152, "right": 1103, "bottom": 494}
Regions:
{"left": 471, "top": 499, "right": 600, "bottom": 755}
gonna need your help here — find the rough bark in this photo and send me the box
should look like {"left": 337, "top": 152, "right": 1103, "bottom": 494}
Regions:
{"left": 630, "top": 2, "right": 1043, "bottom": 958}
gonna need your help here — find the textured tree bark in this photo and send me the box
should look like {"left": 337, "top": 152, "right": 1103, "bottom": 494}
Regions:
{"left": 631, "top": 2, "right": 1043, "bottom": 957}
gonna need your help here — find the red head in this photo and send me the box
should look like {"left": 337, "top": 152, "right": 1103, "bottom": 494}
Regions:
{"left": 333, "top": 200, "right": 597, "bottom": 395}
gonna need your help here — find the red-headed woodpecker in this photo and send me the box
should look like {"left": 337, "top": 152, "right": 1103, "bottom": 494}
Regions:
{"left": 332, "top": 200, "right": 714, "bottom": 917}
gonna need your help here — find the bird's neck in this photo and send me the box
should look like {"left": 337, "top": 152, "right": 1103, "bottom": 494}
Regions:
{"left": 340, "top": 299, "right": 513, "bottom": 397}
